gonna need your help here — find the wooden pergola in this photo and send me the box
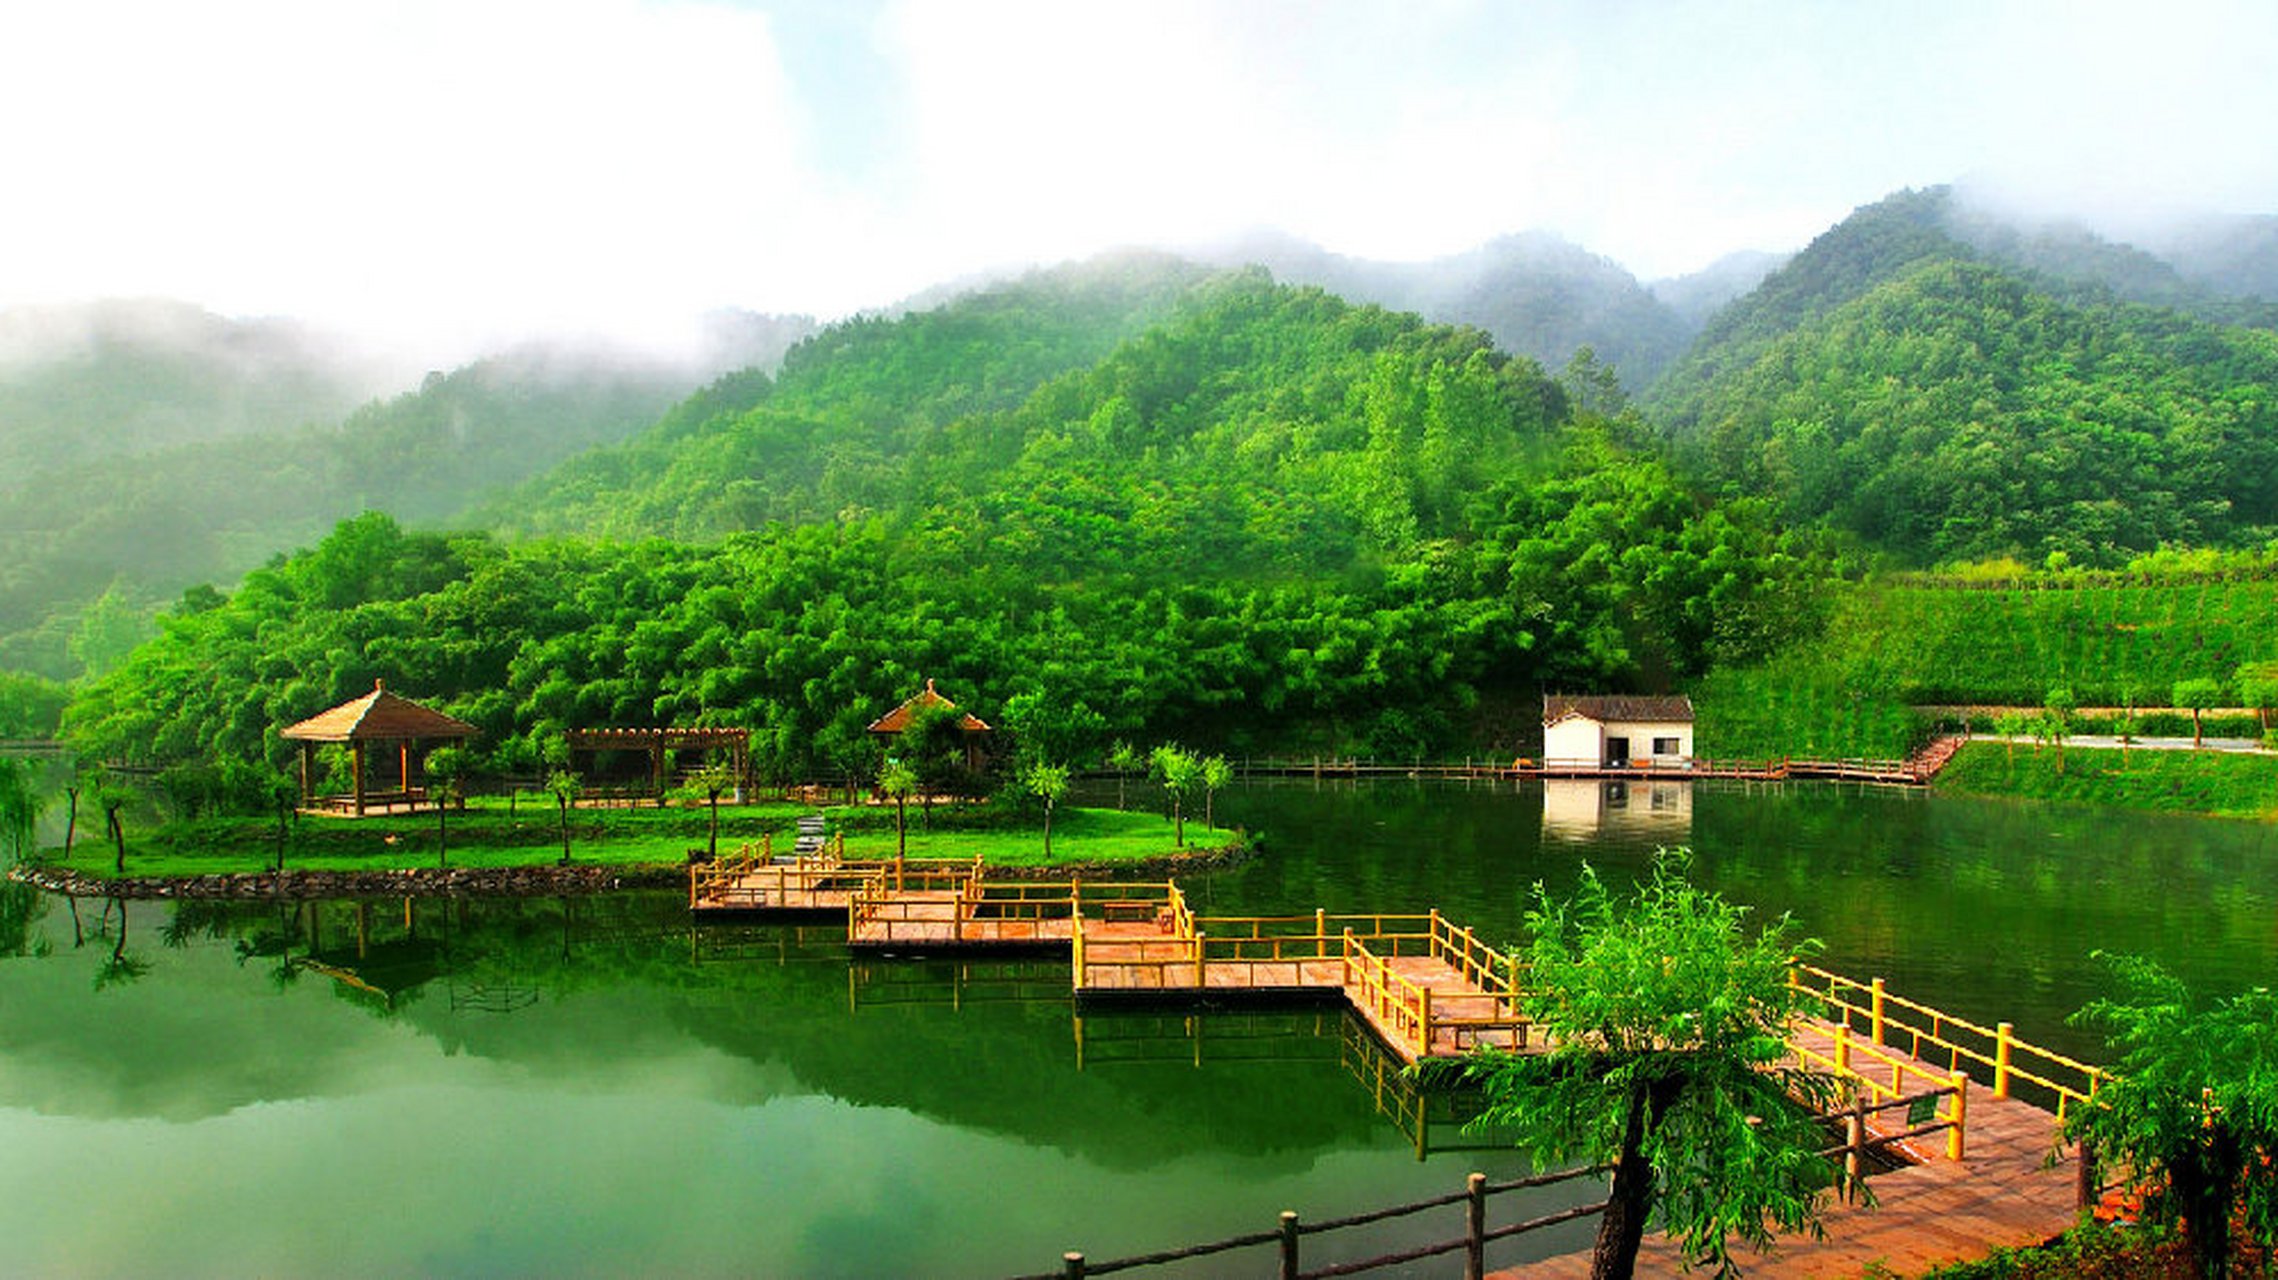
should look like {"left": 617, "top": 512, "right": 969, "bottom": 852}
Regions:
{"left": 281, "top": 679, "right": 477, "bottom": 816}
{"left": 868, "top": 678, "right": 993, "bottom": 770}
{"left": 564, "top": 727, "right": 750, "bottom": 804}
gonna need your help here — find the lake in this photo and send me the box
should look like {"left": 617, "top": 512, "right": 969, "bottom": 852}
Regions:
{"left": 2, "top": 778, "right": 2274, "bottom": 1277}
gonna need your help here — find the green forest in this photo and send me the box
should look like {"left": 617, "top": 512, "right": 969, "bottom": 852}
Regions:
{"left": 13, "top": 186, "right": 2278, "bottom": 787}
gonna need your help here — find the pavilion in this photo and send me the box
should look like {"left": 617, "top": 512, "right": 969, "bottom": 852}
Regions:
{"left": 867, "top": 678, "right": 993, "bottom": 770}
{"left": 281, "top": 679, "right": 477, "bottom": 816}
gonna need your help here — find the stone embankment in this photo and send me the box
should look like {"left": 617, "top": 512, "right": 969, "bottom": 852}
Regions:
{"left": 6, "top": 862, "right": 686, "bottom": 901}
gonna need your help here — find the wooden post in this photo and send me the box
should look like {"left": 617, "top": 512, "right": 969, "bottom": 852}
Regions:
{"left": 1278, "top": 1211, "right": 1300, "bottom": 1280}
{"left": 352, "top": 740, "right": 366, "bottom": 817}
{"left": 1465, "top": 1172, "right": 1486, "bottom": 1280}
{"left": 1062, "top": 1251, "right": 1085, "bottom": 1279}
{"left": 400, "top": 741, "right": 412, "bottom": 798}
{"left": 1995, "top": 1021, "right": 2015, "bottom": 1098}
{"left": 299, "top": 741, "right": 313, "bottom": 806}
{"left": 1193, "top": 931, "right": 1207, "bottom": 988}
{"left": 1833, "top": 1024, "right": 1850, "bottom": 1076}
{"left": 1948, "top": 1073, "right": 1968, "bottom": 1161}
{"left": 1314, "top": 907, "right": 1326, "bottom": 957}
{"left": 1419, "top": 984, "right": 1434, "bottom": 1056}
{"left": 1845, "top": 1091, "right": 1866, "bottom": 1201}
{"left": 1870, "top": 977, "right": 1887, "bottom": 1044}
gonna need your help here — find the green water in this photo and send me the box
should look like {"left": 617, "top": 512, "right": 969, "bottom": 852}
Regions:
{"left": 3, "top": 779, "right": 2276, "bottom": 1277}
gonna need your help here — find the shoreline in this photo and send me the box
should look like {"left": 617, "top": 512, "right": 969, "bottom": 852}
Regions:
{"left": 3, "top": 840, "right": 1252, "bottom": 901}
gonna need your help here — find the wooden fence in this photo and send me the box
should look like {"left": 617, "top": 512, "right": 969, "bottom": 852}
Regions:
{"left": 1010, "top": 1165, "right": 1609, "bottom": 1280}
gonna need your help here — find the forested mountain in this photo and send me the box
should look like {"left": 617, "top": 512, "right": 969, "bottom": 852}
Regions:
{"left": 0, "top": 322, "right": 815, "bottom": 680}
{"left": 1648, "top": 188, "right": 2278, "bottom": 565}
{"left": 1191, "top": 231, "right": 1695, "bottom": 393}
{"left": 0, "top": 300, "right": 397, "bottom": 491}
{"left": 2144, "top": 213, "right": 2278, "bottom": 303}
{"left": 67, "top": 271, "right": 1817, "bottom": 777}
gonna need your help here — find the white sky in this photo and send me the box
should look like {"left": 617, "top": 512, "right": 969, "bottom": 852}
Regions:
{"left": 3, "top": 0, "right": 2274, "bottom": 361}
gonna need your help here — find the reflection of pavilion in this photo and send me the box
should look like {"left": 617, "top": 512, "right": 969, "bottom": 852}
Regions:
{"left": 1539, "top": 777, "right": 1693, "bottom": 843}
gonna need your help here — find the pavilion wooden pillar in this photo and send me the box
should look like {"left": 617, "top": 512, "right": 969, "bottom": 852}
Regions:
{"left": 299, "top": 741, "right": 315, "bottom": 806}
{"left": 651, "top": 744, "right": 665, "bottom": 806}
{"left": 352, "top": 741, "right": 367, "bottom": 817}
{"left": 400, "top": 741, "right": 413, "bottom": 797}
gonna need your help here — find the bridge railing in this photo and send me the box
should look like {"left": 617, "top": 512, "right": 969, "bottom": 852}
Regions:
{"left": 1790, "top": 964, "right": 2106, "bottom": 1121}
{"left": 1013, "top": 1165, "right": 1609, "bottom": 1280}
{"left": 1790, "top": 1021, "right": 1970, "bottom": 1159}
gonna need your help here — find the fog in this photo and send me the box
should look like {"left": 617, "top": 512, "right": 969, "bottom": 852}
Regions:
{"left": 2, "top": 0, "right": 2274, "bottom": 364}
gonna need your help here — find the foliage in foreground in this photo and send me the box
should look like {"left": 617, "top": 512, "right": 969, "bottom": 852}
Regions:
{"left": 2062, "top": 954, "right": 2278, "bottom": 1280}
{"left": 1915, "top": 1219, "right": 2255, "bottom": 1280}
{"left": 1466, "top": 853, "right": 1841, "bottom": 1278}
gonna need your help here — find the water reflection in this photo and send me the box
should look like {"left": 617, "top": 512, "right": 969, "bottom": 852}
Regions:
{"left": 1539, "top": 777, "right": 1694, "bottom": 843}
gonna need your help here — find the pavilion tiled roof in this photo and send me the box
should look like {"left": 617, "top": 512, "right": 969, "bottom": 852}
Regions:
{"left": 867, "top": 679, "right": 992, "bottom": 735}
{"left": 1542, "top": 693, "right": 1695, "bottom": 727}
{"left": 281, "top": 680, "right": 478, "bottom": 742}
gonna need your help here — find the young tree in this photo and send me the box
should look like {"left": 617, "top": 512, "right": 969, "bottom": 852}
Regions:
{"left": 2173, "top": 677, "right": 2223, "bottom": 750}
{"left": 2114, "top": 684, "right": 2141, "bottom": 768}
{"left": 2236, "top": 665, "right": 2278, "bottom": 736}
{"left": 1200, "top": 754, "right": 1232, "bottom": 832}
{"left": 683, "top": 759, "right": 736, "bottom": 859}
{"left": 2044, "top": 687, "right": 2076, "bottom": 775}
{"left": 1022, "top": 761, "right": 1070, "bottom": 860}
{"left": 1150, "top": 745, "right": 1200, "bottom": 847}
{"left": 1467, "top": 854, "right": 1843, "bottom": 1279}
{"left": 546, "top": 768, "right": 581, "bottom": 865}
{"left": 1107, "top": 740, "right": 1142, "bottom": 810}
{"left": 2063, "top": 953, "right": 2278, "bottom": 1280}
{"left": 1992, "top": 710, "right": 2026, "bottom": 764}
{"left": 879, "top": 758, "right": 917, "bottom": 868}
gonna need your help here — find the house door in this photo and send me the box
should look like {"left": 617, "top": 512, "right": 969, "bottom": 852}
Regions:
{"left": 1605, "top": 736, "right": 1630, "bottom": 766}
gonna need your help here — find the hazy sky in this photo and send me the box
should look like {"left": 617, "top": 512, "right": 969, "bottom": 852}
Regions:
{"left": 5, "top": 0, "right": 2275, "bottom": 359}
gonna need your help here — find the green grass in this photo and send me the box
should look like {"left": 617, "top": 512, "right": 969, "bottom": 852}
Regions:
{"left": 1935, "top": 741, "right": 2278, "bottom": 820}
{"left": 33, "top": 796, "right": 1238, "bottom": 880}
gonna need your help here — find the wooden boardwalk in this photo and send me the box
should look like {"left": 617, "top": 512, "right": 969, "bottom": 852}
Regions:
{"left": 1516, "top": 1020, "right": 2082, "bottom": 1278}
{"left": 693, "top": 857, "right": 2108, "bottom": 1274}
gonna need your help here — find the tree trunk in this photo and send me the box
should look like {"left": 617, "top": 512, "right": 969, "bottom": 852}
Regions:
{"left": 895, "top": 798, "right": 906, "bottom": 860}
{"left": 1173, "top": 797, "right": 1185, "bottom": 848}
{"left": 1042, "top": 800, "right": 1054, "bottom": 860}
{"left": 63, "top": 787, "right": 78, "bottom": 857}
{"left": 1591, "top": 1082, "right": 1659, "bottom": 1280}
{"left": 706, "top": 793, "right": 720, "bottom": 859}
{"left": 107, "top": 806, "right": 125, "bottom": 874}
{"left": 436, "top": 805, "right": 448, "bottom": 869}
{"left": 557, "top": 798, "right": 572, "bottom": 865}
{"left": 2193, "top": 708, "right": 2205, "bottom": 749}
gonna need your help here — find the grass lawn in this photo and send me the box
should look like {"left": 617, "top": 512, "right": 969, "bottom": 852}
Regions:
{"left": 1935, "top": 740, "right": 2278, "bottom": 820}
{"left": 34, "top": 796, "right": 1239, "bottom": 880}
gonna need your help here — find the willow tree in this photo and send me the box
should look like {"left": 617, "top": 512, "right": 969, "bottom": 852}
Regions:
{"left": 1467, "top": 854, "right": 1844, "bottom": 1279}
{"left": 2064, "top": 953, "right": 2278, "bottom": 1280}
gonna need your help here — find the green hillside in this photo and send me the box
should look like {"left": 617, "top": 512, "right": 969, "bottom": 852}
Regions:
{"left": 1693, "top": 563, "right": 2278, "bottom": 758}
{"left": 65, "top": 273, "right": 1814, "bottom": 783}
{"left": 1646, "top": 189, "right": 2278, "bottom": 566}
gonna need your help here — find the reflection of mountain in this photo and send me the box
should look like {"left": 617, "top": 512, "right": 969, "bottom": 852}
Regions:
{"left": 1539, "top": 778, "right": 1693, "bottom": 843}
{"left": 0, "top": 892, "right": 1418, "bottom": 1171}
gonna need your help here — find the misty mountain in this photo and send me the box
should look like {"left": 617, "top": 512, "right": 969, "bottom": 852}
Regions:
{"left": 2141, "top": 213, "right": 2278, "bottom": 303}
{"left": 1648, "top": 251, "right": 1792, "bottom": 328}
{"left": 1188, "top": 229, "right": 1694, "bottom": 390}
{"left": 496, "top": 251, "right": 1215, "bottom": 539}
{"left": 0, "top": 318, "right": 816, "bottom": 680}
{"left": 0, "top": 299, "right": 404, "bottom": 493}
{"left": 1655, "top": 208, "right": 2278, "bottom": 565}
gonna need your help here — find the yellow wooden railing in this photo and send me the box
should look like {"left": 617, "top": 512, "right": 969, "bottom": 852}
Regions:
{"left": 1789, "top": 1021, "right": 1970, "bottom": 1160}
{"left": 1790, "top": 964, "right": 2106, "bottom": 1121}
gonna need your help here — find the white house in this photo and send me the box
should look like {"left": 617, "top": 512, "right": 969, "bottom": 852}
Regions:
{"left": 1541, "top": 694, "right": 1695, "bottom": 769}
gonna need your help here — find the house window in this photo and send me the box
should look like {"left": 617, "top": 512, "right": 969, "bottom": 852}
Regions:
{"left": 1652, "top": 737, "right": 1681, "bottom": 756}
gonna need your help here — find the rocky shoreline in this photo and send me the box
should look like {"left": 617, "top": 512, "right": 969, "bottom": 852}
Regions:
{"left": 5, "top": 862, "right": 686, "bottom": 901}
{"left": 3, "top": 840, "right": 1250, "bottom": 901}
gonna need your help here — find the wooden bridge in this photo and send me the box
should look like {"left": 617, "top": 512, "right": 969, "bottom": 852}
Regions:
{"left": 695, "top": 851, "right": 2114, "bottom": 1274}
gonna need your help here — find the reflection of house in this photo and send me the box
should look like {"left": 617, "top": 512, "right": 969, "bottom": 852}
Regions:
{"left": 1540, "top": 777, "right": 1695, "bottom": 843}
{"left": 1542, "top": 694, "right": 1694, "bottom": 769}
